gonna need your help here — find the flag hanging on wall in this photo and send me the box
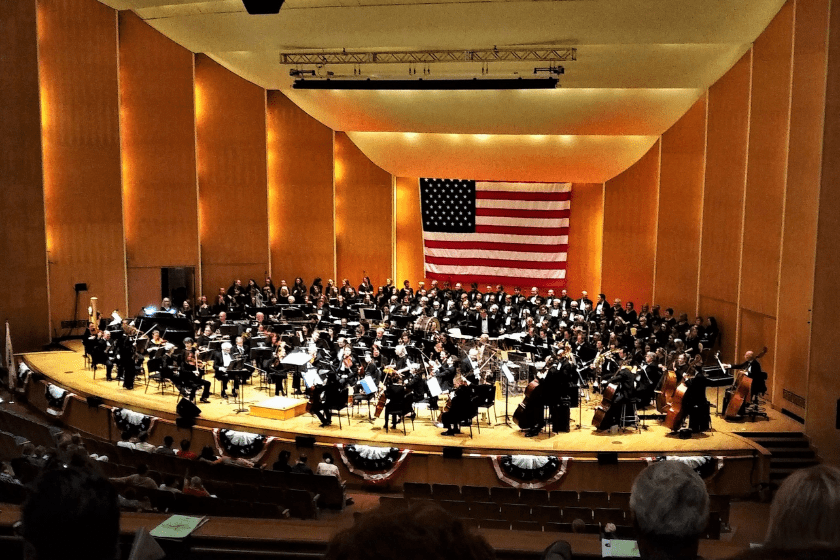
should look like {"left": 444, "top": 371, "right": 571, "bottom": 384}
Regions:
{"left": 420, "top": 179, "right": 571, "bottom": 288}
{"left": 5, "top": 321, "right": 14, "bottom": 389}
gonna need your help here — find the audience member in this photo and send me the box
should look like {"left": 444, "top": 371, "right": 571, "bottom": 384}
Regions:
{"left": 134, "top": 431, "right": 156, "bottom": 453}
{"left": 324, "top": 501, "right": 494, "bottom": 560}
{"left": 272, "top": 450, "right": 292, "bottom": 472}
{"left": 292, "top": 454, "right": 313, "bottom": 474}
{"left": 118, "top": 487, "right": 154, "bottom": 513}
{"left": 177, "top": 439, "right": 198, "bottom": 460}
{"left": 109, "top": 463, "right": 159, "bottom": 490}
{"left": 117, "top": 431, "right": 135, "bottom": 449}
{"left": 198, "top": 446, "right": 218, "bottom": 463}
{"left": 160, "top": 476, "right": 182, "bottom": 493}
{"left": 155, "top": 435, "right": 176, "bottom": 456}
{"left": 316, "top": 452, "right": 342, "bottom": 481}
{"left": 183, "top": 471, "right": 212, "bottom": 497}
{"left": 629, "top": 460, "right": 709, "bottom": 560}
{"left": 0, "top": 462, "right": 22, "bottom": 485}
{"left": 21, "top": 466, "right": 120, "bottom": 560}
{"left": 764, "top": 464, "right": 840, "bottom": 549}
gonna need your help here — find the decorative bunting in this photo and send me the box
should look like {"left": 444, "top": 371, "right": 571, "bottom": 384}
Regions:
{"left": 336, "top": 443, "right": 411, "bottom": 484}
{"left": 213, "top": 428, "right": 274, "bottom": 462}
{"left": 44, "top": 383, "right": 75, "bottom": 417}
{"left": 112, "top": 407, "right": 158, "bottom": 436}
{"left": 644, "top": 455, "right": 724, "bottom": 480}
{"left": 490, "top": 454, "right": 571, "bottom": 489}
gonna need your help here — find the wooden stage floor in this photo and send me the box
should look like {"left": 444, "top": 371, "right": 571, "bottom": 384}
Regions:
{"left": 23, "top": 341, "right": 801, "bottom": 457}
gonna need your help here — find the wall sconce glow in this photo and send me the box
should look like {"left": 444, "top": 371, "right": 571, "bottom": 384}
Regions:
{"left": 474, "top": 134, "right": 491, "bottom": 142}
{"left": 334, "top": 159, "right": 344, "bottom": 182}
{"left": 194, "top": 85, "right": 205, "bottom": 122}
{"left": 404, "top": 132, "right": 419, "bottom": 141}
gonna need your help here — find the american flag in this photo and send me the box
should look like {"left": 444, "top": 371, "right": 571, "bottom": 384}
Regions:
{"left": 420, "top": 179, "right": 571, "bottom": 288}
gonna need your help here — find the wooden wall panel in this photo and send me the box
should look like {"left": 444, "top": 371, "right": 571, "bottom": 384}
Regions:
{"left": 0, "top": 0, "right": 50, "bottom": 351}
{"left": 807, "top": 0, "right": 840, "bottom": 466}
{"left": 395, "top": 176, "right": 426, "bottom": 286}
{"left": 737, "top": 5, "right": 794, "bottom": 385}
{"left": 654, "top": 95, "right": 706, "bottom": 317}
{"left": 774, "top": 0, "right": 830, "bottom": 413}
{"left": 698, "top": 52, "right": 751, "bottom": 362}
{"left": 334, "top": 132, "right": 393, "bottom": 288}
{"left": 602, "top": 142, "right": 659, "bottom": 308}
{"left": 119, "top": 12, "right": 198, "bottom": 311}
{"left": 565, "top": 183, "right": 604, "bottom": 298}
{"left": 736, "top": 3, "right": 794, "bottom": 392}
{"left": 39, "top": 0, "right": 127, "bottom": 330}
{"left": 267, "top": 91, "right": 334, "bottom": 287}
{"left": 194, "top": 55, "right": 269, "bottom": 298}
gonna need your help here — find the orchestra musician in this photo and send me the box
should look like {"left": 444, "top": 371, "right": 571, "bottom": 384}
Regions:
{"left": 724, "top": 348, "right": 768, "bottom": 402}
{"left": 179, "top": 350, "right": 211, "bottom": 403}
{"left": 212, "top": 342, "right": 239, "bottom": 399}
{"left": 439, "top": 372, "right": 474, "bottom": 436}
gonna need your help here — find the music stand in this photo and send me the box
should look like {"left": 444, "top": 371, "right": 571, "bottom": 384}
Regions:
{"left": 227, "top": 358, "right": 248, "bottom": 413}
{"left": 360, "top": 308, "right": 382, "bottom": 322}
{"left": 282, "top": 351, "right": 314, "bottom": 396}
{"left": 499, "top": 362, "right": 517, "bottom": 426}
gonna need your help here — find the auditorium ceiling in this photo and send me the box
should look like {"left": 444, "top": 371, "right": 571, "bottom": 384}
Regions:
{"left": 99, "top": 0, "right": 786, "bottom": 182}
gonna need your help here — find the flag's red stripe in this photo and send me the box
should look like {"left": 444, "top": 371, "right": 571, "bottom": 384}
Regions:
{"left": 425, "top": 256, "right": 565, "bottom": 271}
{"left": 476, "top": 191, "right": 571, "bottom": 202}
{"left": 424, "top": 240, "right": 569, "bottom": 253}
{"left": 475, "top": 208, "right": 570, "bottom": 219}
{"left": 425, "top": 272, "right": 566, "bottom": 290}
{"left": 476, "top": 225, "right": 570, "bottom": 236}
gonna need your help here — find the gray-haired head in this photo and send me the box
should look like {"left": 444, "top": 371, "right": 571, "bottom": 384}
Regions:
{"left": 630, "top": 460, "right": 709, "bottom": 538}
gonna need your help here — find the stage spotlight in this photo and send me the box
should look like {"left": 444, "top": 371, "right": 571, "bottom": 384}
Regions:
{"left": 242, "top": 0, "right": 284, "bottom": 14}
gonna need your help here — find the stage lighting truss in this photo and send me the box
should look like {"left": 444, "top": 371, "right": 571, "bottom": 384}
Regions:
{"left": 280, "top": 47, "right": 576, "bottom": 66}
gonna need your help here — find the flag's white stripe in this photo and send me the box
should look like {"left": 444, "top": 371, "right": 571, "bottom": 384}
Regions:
{"left": 476, "top": 199, "right": 570, "bottom": 211}
{"left": 476, "top": 216, "right": 570, "bottom": 228}
{"left": 423, "top": 232, "right": 569, "bottom": 245}
{"left": 425, "top": 263, "right": 567, "bottom": 279}
{"left": 425, "top": 247, "right": 567, "bottom": 262}
{"left": 476, "top": 182, "right": 571, "bottom": 193}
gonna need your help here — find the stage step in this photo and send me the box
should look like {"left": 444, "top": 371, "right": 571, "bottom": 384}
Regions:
{"left": 740, "top": 431, "right": 821, "bottom": 493}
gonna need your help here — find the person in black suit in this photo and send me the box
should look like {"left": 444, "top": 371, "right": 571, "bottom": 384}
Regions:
{"left": 212, "top": 342, "right": 240, "bottom": 399}
{"left": 726, "top": 347, "right": 769, "bottom": 400}
{"left": 179, "top": 351, "right": 211, "bottom": 403}
{"left": 383, "top": 381, "right": 406, "bottom": 432}
{"left": 440, "top": 377, "right": 475, "bottom": 436}
{"left": 576, "top": 291, "right": 594, "bottom": 315}
{"left": 473, "top": 308, "right": 500, "bottom": 337}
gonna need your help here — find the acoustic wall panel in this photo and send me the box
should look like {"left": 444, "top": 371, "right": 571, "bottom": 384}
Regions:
{"left": 654, "top": 95, "right": 706, "bottom": 317}
{"left": 39, "top": 0, "right": 126, "bottom": 332}
{"left": 334, "top": 132, "right": 393, "bottom": 288}
{"left": 267, "top": 91, "right": 335, "bottom": 287}
{"left": 395, "top": 177, "right": 426, "bottom": 287}
{"left": 565, "top": 183, "right": 604, "bottom": 298}
{"left": 194, "top": 55, "right": 269, "bottom": 298}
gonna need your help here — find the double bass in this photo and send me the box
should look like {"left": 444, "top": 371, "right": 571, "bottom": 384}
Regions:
{"left": 724, "top": 346, "right": 767, "bottom": 419}
{"left": 591, "top": 382, "right": 618, "bottom": 429}
{"left": 663, "top": 355, "right": 703, "bottom": 430}
{"left": 655, "top": 370, "right": 678, "bottom": 412}
{"left": 512, "top": 377, "right": 540, "bottom": 428}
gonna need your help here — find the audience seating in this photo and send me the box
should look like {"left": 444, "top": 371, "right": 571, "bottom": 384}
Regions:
{"left": 431, "top": 483, "right": 461, "bottom": 501}
{"left": 398, "top": 480, "right": 733, "bottom": 538}
{"left": 0, "top": 409, "right": 59, "bottom": 449}
{"left": 577, "top": 490, "right": 610, "bottom": 509}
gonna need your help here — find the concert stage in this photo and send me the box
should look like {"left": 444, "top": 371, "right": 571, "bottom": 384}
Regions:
{"left": 17, "top": 341, "right": 799, "bottom": 495}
